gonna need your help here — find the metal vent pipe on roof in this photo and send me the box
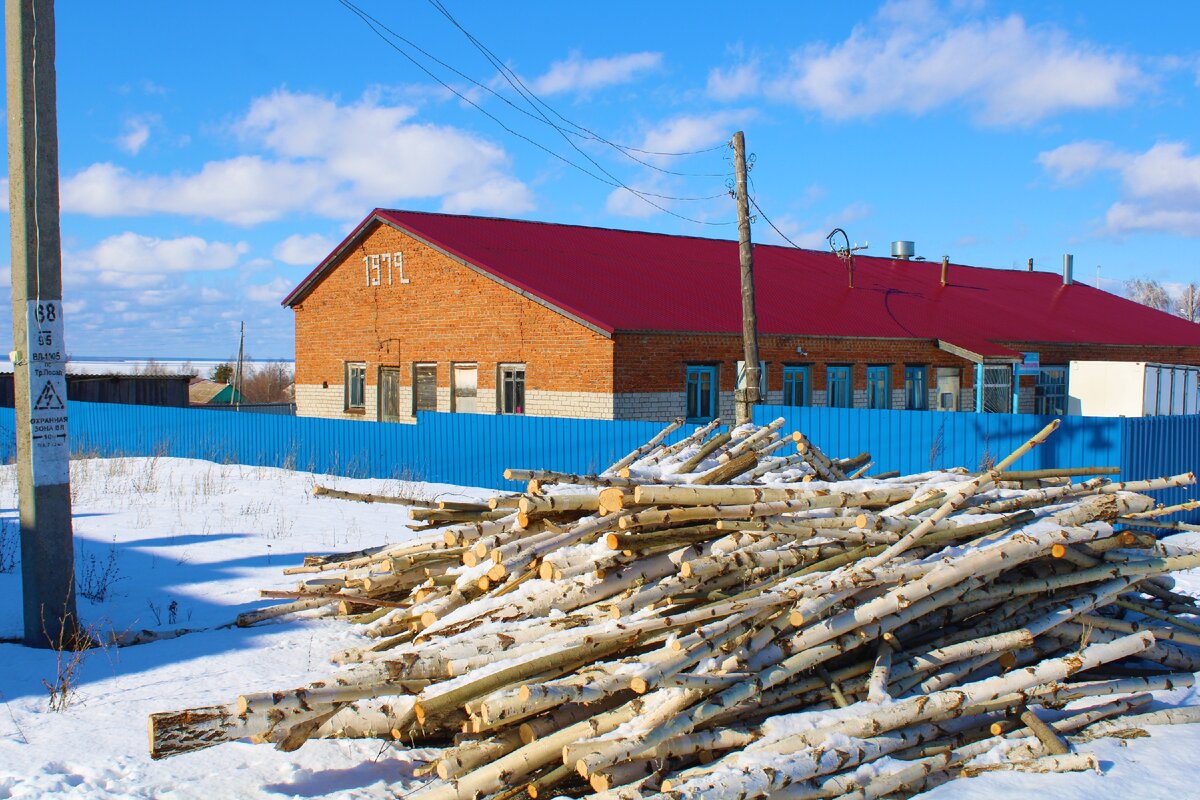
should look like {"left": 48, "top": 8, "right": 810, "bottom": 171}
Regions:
{"left": 1063, "top": 254, "right": 1074, "bottom": 286}
{"left": 941, "top": 255, "right": 949, "bottom": 286}
{"left": 891, "top": 241, "right": 915, "bottom": 260}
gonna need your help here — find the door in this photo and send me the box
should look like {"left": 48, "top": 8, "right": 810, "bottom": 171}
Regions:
{"left": 378, "top": 367, "right": 400, "bottom": 422}
{"left": 935, "top": 368, "right": 960, "bottom": 412}
{"left": 452, "top": 364, "right": 478, "bottom": 413}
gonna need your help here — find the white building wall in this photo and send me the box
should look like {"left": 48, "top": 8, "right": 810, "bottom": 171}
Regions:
{"left": 1069, "top": 361, "right": 1147, "bottom": 417}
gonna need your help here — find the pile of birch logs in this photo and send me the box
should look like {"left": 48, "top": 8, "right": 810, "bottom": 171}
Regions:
{"left": 150, "top": 416, "right": 1200, "bottom": 799}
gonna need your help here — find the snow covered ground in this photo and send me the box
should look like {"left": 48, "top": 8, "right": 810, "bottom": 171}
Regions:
{"left": 0, "top": 456, "right": 1197, "bottom": 799}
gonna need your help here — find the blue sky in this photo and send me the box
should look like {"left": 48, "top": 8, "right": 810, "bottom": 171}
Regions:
{"left": 5, "top": 0, "right": 1200, "bottom": 359}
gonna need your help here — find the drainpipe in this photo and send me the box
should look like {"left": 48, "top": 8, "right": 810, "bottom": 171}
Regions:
{"left": 975, "top": 363, "right": 984, "bottom": 413}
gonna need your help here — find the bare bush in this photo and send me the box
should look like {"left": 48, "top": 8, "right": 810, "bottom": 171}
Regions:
{"left": 240, "top": 361, "right": 294, "bottom": 404}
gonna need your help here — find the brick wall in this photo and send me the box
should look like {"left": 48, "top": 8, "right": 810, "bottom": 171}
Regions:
{"left": 292, "top": 221, "right": 614, "bottom": 420}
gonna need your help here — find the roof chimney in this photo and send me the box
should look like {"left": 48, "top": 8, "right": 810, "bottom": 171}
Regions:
{"left": 940, "top": 255, "right": 948, "bottom": 287}
{"left": 1063, "top": 253, "right": 1074, "bottom": 286}
{"left": 1027, "top": 257, "right": 1033, "bottom": 272}
{"left": 891, "top": 241, "right": 915, "bottom": 260}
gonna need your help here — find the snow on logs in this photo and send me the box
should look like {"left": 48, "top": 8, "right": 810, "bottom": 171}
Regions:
{"left": 150, "top": 416, "right": 1200, "bottom": 800}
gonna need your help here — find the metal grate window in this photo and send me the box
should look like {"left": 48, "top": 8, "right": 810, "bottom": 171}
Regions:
{"left": 981, "top": 365, "right": 1012, "bottom": 414}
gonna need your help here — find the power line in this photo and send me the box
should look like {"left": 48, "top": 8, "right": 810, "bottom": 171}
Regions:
{"left": 424, "top": 0, "right": 732, "bottom": 174}
{"left": 747, "top": 194, "right": 811, "bottom": 252}
{"left": 337, "top": 0, "right": 734, "bottom": 224}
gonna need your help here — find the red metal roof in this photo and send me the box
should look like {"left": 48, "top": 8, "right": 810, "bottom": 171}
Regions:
{"left": 284, "top": 209, "right": 1200, "bottom": 355}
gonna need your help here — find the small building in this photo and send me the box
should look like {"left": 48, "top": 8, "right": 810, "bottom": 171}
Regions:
{"left": 283, "top": 210, "right": 1200, "bottom": 423}
{"left": 0, "top": 372, "right": 192, "bottom": 408}
{"left": 188, "top": 380, "right": 246, "bottom": 406}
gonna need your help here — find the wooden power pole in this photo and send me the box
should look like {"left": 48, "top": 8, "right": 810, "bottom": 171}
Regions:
{"left": 6, "top": 0, "right": 78, "bottom": 648}
{"left": 731, "top": 131, "right": 761, "bottom": 425}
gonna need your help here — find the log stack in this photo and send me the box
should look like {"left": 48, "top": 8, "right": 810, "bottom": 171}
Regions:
{"left": 150, "top": 417, "right": 1200, "bottom": 799}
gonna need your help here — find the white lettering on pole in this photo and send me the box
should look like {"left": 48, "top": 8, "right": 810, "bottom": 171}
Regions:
{"left": 26, "top": 300, "right": 69, "bottom": 486}
{"left": 363, "top": 252, "right": 410, "bottom": 286}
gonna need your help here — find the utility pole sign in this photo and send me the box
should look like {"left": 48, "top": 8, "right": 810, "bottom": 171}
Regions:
{"left": 6, "top": 0, "right": 79, "bottom": 648}
{"left": 27, "top": 299, "right": 69, "bottom": 485}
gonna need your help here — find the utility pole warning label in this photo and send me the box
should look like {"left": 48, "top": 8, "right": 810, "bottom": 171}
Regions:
{"left": 26, "top": 300, "right": 69, "bottom": 486}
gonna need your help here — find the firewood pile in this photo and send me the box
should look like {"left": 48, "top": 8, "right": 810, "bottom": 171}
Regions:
{"left": 150, "top": 416, "right": 1200, "bottom": 799}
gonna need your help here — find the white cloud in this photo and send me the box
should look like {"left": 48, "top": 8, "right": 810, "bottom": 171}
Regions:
{"left": 1039, "top": 140, "right": 1200, "bottom": 236}
{"left": 1037, "top": 141, "right": 1127, "bottom": 183}
{"left": 531, "top": 51, "right": 662, "bottom": 95}
{"left": 637, "top": 111, "right": 749, "bottom": 157}
{"left": 245, "top": 277, "right": 294, "bottom": 304}
{"left": 706, "top": 61, "right": 762, "bottom": 102}
{"left": 604, "top": 187, "right": 662, "bottom": 219}
{"left": 61, "top": 89, "right": 533, "bottom": 225}
{"left": 757, "top": 202, "right": 875, "bottom": 249}
{"left": 273, "top": 233, "right": 335, "bottom": 265}
{"left": 709, "top": 4, "right": 1145, "bottom": 126}
{"left": 70, "top": 233, "right": 250, "bottom": 290}
{"left": 117, "top": 115, "right": 156, "bottom": 155}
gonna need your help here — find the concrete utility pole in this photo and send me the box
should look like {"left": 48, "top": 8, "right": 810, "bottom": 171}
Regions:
{"left": 731, "top": 131, "right": 761, "bottom": 425}
{"left": 6, "top": 0, "right": 78, "bottom": 648}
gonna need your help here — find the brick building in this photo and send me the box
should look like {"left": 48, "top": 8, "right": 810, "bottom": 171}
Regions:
{"left": 283, "top": 209, "right": 1200, "bottom": 423}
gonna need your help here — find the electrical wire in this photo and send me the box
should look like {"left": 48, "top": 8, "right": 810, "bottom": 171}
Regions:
{"left": 747, "top": 194, "right": 813, "bottom": 252}
{"left": 423, "top": 0, "right": 731, "bottom": 176}
{"left": 337, "top": 0, "right": 734, "bottom": 224}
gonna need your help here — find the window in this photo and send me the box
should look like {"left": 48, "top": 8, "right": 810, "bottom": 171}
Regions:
{"left": 686, "top": 365, "right": 718, "bottom": 422}
{"left": 781, "top": 366, "right": 810, "bottom": 407}
{"left": 826, "top": 366, "right": 852, "bottom": 408}
{"left": 904, "top": 366, "right": 927, "bottom": 410}
{"left": 866, "top": 366, "right": 890, "bottom": 409}
{"left": 981, "top": 365, "right": 1013, "bottom": 413}
{"left": 1144, "top": 366, "right": 1159, "bottom": 415}
{"left": 378, "top": 366, "right": 400, "bottom": 422}
{"left": 499, "top": 364, "right": 525, "bottom": 415}
{"left": 936, "top": 367, "right": 961, "bottom": 412}
{"left": 1034, "top": 366, "right": 1068, "bottom": 415}
{"left": 413, "top": 363, "right": 437, "bottom": 413}
{"left": 344, "top": 362, "right": 366, "bottom": 411}
{"left": 452, "top": 363, "right": 478, "bottom": 413}
{"left": 736, "top": 360, "right": 768, "bottom": 398}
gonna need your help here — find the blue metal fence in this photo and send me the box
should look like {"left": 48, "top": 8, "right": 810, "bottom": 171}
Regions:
{"left": 0, "top": 402, "right": 1193, "bottom": 498}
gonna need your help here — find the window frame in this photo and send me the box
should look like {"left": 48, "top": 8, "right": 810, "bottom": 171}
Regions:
{"left": 412, "top": 362, "right": 438, "bottom": 414}
{"left": 498, "top": 363, "right": 526, "bottom": 415}
{"left": 826, "top": 365, "right": 852, "bottom": 408}
{"left": 451, "top": 362, "right": 478, "bottom": 413}
{"left": 781, "top": 365, "right": 811, "bottom": 407}
{"left": 904, "top": 365, "right": 928, "bottom": 410}
{"left": 866, "top": 365, "right": 890, "bottom": 410}
{"left": 1034, "top": 365, "right": 1068, "bottom": 416}
{"left": 685, "top": 364, "right": 719, "bottom": 423}
{"left": 344, "top": 361, "right": 366, "bottom": 411}
{"left": 981, "top": 364, "right": 1013, "bottom": 414}
{"left": 377, "top": 365, "right": 401, "bottom": 422}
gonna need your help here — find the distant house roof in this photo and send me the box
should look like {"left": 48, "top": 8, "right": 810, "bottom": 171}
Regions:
{"left": 283, "top": 209, "right": 1200, "bottom": 360}
{"left": 189, "top": 380, "right": 244, "bottom": 405}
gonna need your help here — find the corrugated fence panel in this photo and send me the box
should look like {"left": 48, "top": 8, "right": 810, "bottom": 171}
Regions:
{"left": 1122, "top": 416, "right": 1200, "bottom": 517}
{"left": 0, "top": 401, "right": 1190, "bottom": 499}
{"left": 753, "top": 406, "right": 1128, "bottom": 477}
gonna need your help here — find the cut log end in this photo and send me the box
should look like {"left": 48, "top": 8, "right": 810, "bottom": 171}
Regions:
{"left": 630, "top": 677, "right": 650, "bottom": 694}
